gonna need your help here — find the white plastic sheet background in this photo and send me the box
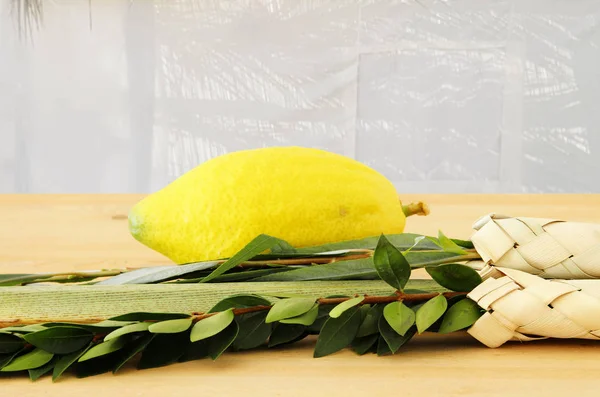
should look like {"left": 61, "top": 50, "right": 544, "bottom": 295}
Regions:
{"left": 0, "top": 0, "right": 599, "bottom": 193}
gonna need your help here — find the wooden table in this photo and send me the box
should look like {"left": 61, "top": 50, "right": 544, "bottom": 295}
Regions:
{"left": 2, "top": 194, "right": 600, "bottom": 396}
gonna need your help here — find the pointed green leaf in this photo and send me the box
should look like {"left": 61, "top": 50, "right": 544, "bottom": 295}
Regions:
{"left": 329, "top": 296, "right": 364, "bottom": 319}
{"left": 74, "top": 352, "right": 123, "bottom": 378}
{"left": 113, "top": 334, "right": 155, "bottom": 373}
{"left": 1, "top": 350, "right": 24, "bottom": 369}
{"left": 426, "top": 263, "right": 482, "bottom": 292}
{"left": 373, "top": 234, "right": 411, "bottom": 291}
{"left": 148, "top": 318, "right": 193, "bottom": 334}
{"left": 233, "top": 312, "right": 271, "bottom": 350}
{"left": 280, "top": 304, "right": 319, "bottom": 326}
{"left": 96, "top": 261, "right": 219, "bottom": 285}
{"left": 105, "top": 322, "right": 150, "bottom": 341}
{"left": 78, "top": 338, "right": 127, "bottom": 362}
{"left": 52, "top": 344, "right": 92, "bottom": 382}
{"left": 435, "top": 230, "right": 468, "bottom": 255}
{"left": 313, "top": 306, "right": 362, "bottom": 358}
{"left": 438, "top": 298, "right": 482, "bottom": 334}
{"left": 254, "top": 252, "right": 460, "bottom": 282}
{"left": 42, "top": 320, "right": 135, "bottom": 333}
{"left": 269, "top": 238, "right": 296, "bottom": 253}
{"left": 209, "top": 294, "right": 272, "bottom": 313}
{"left": 0, "top": 332, "right": 24, "bottom": 354}
{"left": 295, "top": 233, "right": 453, "bottom": 254}
{"left": 1, "top": 348, "right": 54, "bottom": 372}
{"left": 138, "top": 332, "right": 190, "bottom": 369}
{"left": 376, "top": 335, "right": 392, "bottom": 356}
{"left": 1, "top": 325, "right": 47, "bottom": 334}
{"left": 190, "top": 309, "right": 234, "bottom": 342}
{"left": 178, "top": 340, "right": 209, "bottom": 363}
{"left": 108, "top": 312, "right": 190, "bottom": 322}
{"left": 416, "top": 294, "right": 448, "bottom": 333}
{"left": 201, "top": 234, "right": 284, "bottom": 283}
{"left": 383, "top": 301, "right": 415, "bottom": 336}
{"left": 28, "top": 357, "right": 56, "bottom": 381}
{"left": 403, "top": 236, "right": 427, "bottom": 254}
{"left": 356, "top": 304, "right": 384, "bottom": 337}
{"left": 255, "top": 258, "right": 378, "bottom": 281}
{"left": 351, "top": 334, "right": 379, "bottom": 355}
{"left": 23, "top": 326, "right": 94, "bottom": 355}
{"left": 265, "top": 297, "right": 316, "bottom": 323}
{"left": 207, "top": 321, "right": 239, "bottom": 360}
{"left": 378, "top": 315, "right": 416, "bottom": 354}
{"left": 268, "top": 324, "right": 308, "bottom": 348}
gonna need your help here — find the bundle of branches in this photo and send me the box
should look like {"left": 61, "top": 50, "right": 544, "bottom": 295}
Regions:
{"left": 1, "top": 214, "right": 599, "bottom": 382}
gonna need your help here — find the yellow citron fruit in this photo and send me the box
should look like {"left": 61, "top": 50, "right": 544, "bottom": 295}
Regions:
{"left": 129, "top": 146, "right": 428, "bottom": 264}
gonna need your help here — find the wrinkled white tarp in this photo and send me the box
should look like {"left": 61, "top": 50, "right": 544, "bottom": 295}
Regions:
{"left": 0, "top": 0, "right": 599, "bottom": 193}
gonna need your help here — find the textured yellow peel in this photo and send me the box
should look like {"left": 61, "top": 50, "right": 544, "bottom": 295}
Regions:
{"left": 129, "top": 146, "right": 408, "bottom": 263}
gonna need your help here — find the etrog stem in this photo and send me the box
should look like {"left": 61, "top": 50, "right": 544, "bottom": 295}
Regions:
{"left": 402, "top": 201, "right": 430, "bottom": 217}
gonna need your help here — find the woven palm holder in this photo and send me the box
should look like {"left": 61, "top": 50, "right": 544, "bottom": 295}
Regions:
{"left": 466, "top": 267, "right": 600, "bottom": 348}
{"left": 467, "top": 213, "right": 600, "bottom": 279}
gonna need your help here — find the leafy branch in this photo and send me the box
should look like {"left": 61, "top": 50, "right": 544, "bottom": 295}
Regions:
{"left": 0, "top": 231, "right": 480, "bottom": 287}
{"left": 0, "top": 234, "right": 485, "bottom": 382}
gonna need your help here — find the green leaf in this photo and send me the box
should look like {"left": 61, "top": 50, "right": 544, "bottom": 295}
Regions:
{"left": 265, "top": 297, "right": 316, "bottom": 323}
{"left": 0, "top": 332, "right": 24, "bottom": 354}
{"left": 438, "top": 298, "right": 482, "bottom": 334}
{"left": 434, "top": 230, "right": 468, "bottom": 255}
{"left": 209, "top": 294, "right": 272, "bottom": 312}
{"left": 1, "top": 349, "right": 25, "bottom": 369}
{"left": 268, "top": 324, "right": 307, "bottom": 348}
{"left": 105, "top": 322, "right": 150, "bottom": 341}
{"left": 78, "top": 338, "right": 127, "bottom": 362}
{"left": 280, "top": 304, "right": 319, "bottom": 326}
{"left": 295, "top": 233, "right": 448, "bottom": 254}
{"left": 373, "top": 234, "right": 411, "bottom": 291}
{"left": 108, "top": 312, "right": 190, "bottom": 321}
{"left": 426, "top": 263, "right": 482, "bottom": 292}
{"left": 378, "top": 315, "right": 416, "bottom": 354}
{"left": 416, "top": 295, "right": 448, "bottom": 334}
{"left": 254, "top": 251, "right": 461, "bottom": 282}
{"left": 254, "top": 258, "right": 378, "bottom": 281}
{"left": 178, "top": 340, "right": 209, "bottom": 363}
{"left": 190, "top": 309, "right": 235, "bottom": 342}
{"left": 313, "top": 306, "right": 362, "bottom": 358}
{"left": 96, "top": 261, "right": 219, "bottom": 285}
{"left": 23, "top": 326, "right": 94, "bottom": 355}
{"left": 269, "top": 238, "right": 296, "bottom": 253}
{"left": 138, "top": 332, "right": 190, "bottom": 369}
{"left": 0, "top": 325, "right": 47, "bottom": 334}
{"left": 356, "top": 304, "right": 384, "bottom": 337}
{"left": 329, "top": 296, "right": 364, "bottom": 318}
{"left": 74, "top": 352, "right": 122, "bottom": 378}
{"left": 113, "top": 334, "right": 155, "bottom": 373}
{"left": 351, "top": 334, "right": 379, "bottom": 355}
{"left": 207, "top": 321, "right": 239, "bottom": 360}
{"left": 182, "top": 268, "right": 292, "bottom": 283}
{"left": 233, "top": 312, "right": 271, "bottom": 350}
{"left": 40, "top": 321, "right": 134, "bottom": 333}
{"left": 28, "top": 357, "right": 56, "bottom": 381}
{"left": 201, "top": 234, "right": 283, "bottom": 283}
{"left": 1, "top": 348, "right": 54, "bottom": 372}
{"left": 52, "top": 344, "right": 92, "bottom": 382}
{"left": 383, "top": 301, "right": 415, "bottom": 336}
{"left": 0, "top": 273, "right": 55, "bottom": 286}
{"left": 148, "top": 318, "right": 193, "bottom": 334}
{"left": 376, "top": 335, "right": 391, "bottom": 356}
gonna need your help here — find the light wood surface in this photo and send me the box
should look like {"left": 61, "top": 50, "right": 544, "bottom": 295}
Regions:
{"left": 2, "top": 194, "right": 600, "bottom": 396}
